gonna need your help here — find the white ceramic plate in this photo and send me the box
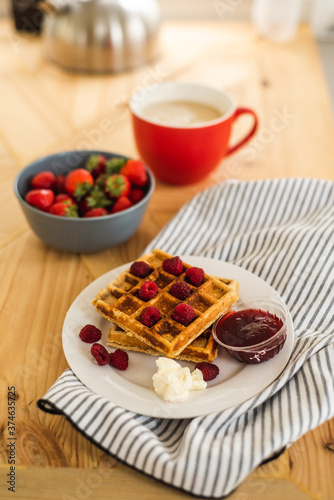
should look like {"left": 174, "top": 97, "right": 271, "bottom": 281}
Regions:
{"left": 62, "top": 256, "right": 294, "bottom": 418}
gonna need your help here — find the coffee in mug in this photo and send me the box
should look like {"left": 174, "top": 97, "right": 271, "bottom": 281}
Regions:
{"left": 141, "top": 100, "right": 223, "bottom": 126}
{"left": 130, "top": 82, "right": 258, "bottom": 185}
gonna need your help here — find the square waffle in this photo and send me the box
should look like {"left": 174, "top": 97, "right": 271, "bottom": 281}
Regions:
{"left": 92, "top": 249, "right": 239, "bottom": 358}
{"left": 106, "top": 324, "right": 219, "bottom": 363}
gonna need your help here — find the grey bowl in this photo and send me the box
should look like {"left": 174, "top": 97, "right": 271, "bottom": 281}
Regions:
{"left": 14, "top": 150, "right": 155, "bottom": 253}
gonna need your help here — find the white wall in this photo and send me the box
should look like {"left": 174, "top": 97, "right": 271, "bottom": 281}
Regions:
{"left": 156, "top": 0, "right": 312, "bottom": 22}
{"left": 1, "top": 0, "right": 313, "bottom": 21}
{"left": 157, "top": 0, "right": 253, "bottom": 21}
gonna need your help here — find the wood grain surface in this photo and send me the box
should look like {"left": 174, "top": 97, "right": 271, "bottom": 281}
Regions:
{"left": 0, "top": 18, "right": 333, "bottom": 500}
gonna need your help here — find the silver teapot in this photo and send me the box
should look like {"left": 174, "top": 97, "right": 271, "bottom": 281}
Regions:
{"left": 39, "top": 0, "right": 161, "bottom": 73}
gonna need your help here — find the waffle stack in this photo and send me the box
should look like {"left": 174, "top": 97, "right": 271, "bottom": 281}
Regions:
{"left": 106, "top": 324, "right": 219, "bottom": 363}
{"left": 92, "top": 249, "right": 239, "bottom": 362}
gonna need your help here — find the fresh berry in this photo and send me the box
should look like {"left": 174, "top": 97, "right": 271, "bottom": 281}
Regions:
{"left": 162, "top": 256, "right": 183, "bottom": 276}
{"left": 95, "top": 173, "right": 108, "bottom": 190}
{"left": 85, "top": 154, "right": 106, "bottom": 178}
{"left": 130, "top": 261, "right": 151, "bottom": 278}
{"left": 55, "top": 174, "right": 66, "bottom": 193}
{"left": 121, "top": 159, "right": 147, "bottom": 187}
{"left": 104, "top": 174, "right": 131, "bottom": 199}
{"left": 79, "top": 324, "right": 102, "bottom": 343}
{"left": 170, "top": 281, "right": 191, "bottom": 300}
{"left": 79, "top": 185, "right": 112, "bottom": 215}
{"left": 23, "top": 156, "right": 147, "bottom": 220}
{"left": 91, "top": 343, "right": 110, "bottom": 366}
{"left": 140, "top": 306, "right": 161, "bottom": 327}
{"left": 105, "top": 157, "right": 127, "bottom": 175}
{"left": 185, "top": 267, "right": 205, "bottom": 286}
{"left": 110, "top": 196, "right": 133, "bottom": 214}
{"left": 109, "top": 349, "right": 129, "bottom": 370}
{"left": 139, "top": 281, "right": 158, "bottom": 301}
{"left": 171, "top": 303, "right": 195, "bottom": 325}
{"left": 48, "top": 201, "right": 78, "bottom": 217}
{"left": 129, "top": 188, "right": 146, "bottom": 204}
{"left": 31, "top": 171, "right": 57, "bottom": 190}
{"left": 25, "top": 189, "right": 55, "bottom": 211}
{"left": 83, "top": 208, "right": 109, "bottom": 217}
{"left": 195, "top": 362, "right": 219, "bottom": 381}
{"left": 54, "top": 193, "right": 74, "bottom": 205}
{"left": 64, "top": 168, "right": 94, "bottom": 200}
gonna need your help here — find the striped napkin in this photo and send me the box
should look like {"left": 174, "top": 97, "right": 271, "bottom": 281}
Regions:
{"left": 38, "top": 178, "right": 334, "bottom": 498}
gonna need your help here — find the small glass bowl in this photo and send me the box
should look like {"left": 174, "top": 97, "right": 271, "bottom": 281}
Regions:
{"left": 212, "top": 297, "right": 288, "bottom": 364}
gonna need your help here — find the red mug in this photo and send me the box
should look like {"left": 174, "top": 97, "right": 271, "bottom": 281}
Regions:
{"left": 129, "top": 82, "right": 258, "bottom": 185}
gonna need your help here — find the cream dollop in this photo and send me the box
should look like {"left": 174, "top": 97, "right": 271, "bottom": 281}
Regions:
{"left": 152, "top": 357, "right": 207, "bottom": 403}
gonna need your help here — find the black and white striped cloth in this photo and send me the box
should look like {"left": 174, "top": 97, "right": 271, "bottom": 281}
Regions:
{"left": 38, "top": 178, "right": 334, "bottom": 498}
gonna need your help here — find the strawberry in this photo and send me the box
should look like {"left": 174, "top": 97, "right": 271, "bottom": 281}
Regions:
{"left": 104, "top": 174, "right": 131, "bottom": 199}
{"left": 121, "top": 159, "right": 147, "bottom": 187}
{"left": 55, "top": 174, "right": 66, "bottom": 193}
{"left": 110, "top": 196, "right": 133, "bottom": 214}
{"left": 54, "top": 193, "right": 74, "bottom": 205}
{"left": 48, "top": 201, "right": 78, "bottom": 217}
{"left": 83, "top": 208, "right": 109, "bottom": 217}
{"left": 94, "top": 160, "right": 127, "bottom": 187}
{"left": 85, "top": 154, "right": 107, "bottom": 178}
{"left": 95, "top": 173, "right": 108, "bottom": 190}
{"left": 31, "top": 171, "right": 57, "bottom": 190}
{"left": 25, "top": 189, "right": 55, "bottom": 211}
{"left": 64, "top": 168, "right": 94, "bottom": 200}
{"left": 105, "top": 157, "right": 127, "bottom": 175}
{"left": 79, "top": 185, "right": 112, "bottom": 215}
{"left": 129, "top": 188, "right": 146, "bottom": 204}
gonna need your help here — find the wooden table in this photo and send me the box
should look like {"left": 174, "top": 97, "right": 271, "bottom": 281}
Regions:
{"left": 1, "top": 18, "right": 334, "bottom": 500}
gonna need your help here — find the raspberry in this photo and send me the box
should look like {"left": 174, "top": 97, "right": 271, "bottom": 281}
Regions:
{"left": 162, "top": 256, "right": 183, "bottom": 276}
{"left": 91, "top": 343, "right": 110, "bottom": 366}
{"left": 79, "top": 324, "right": 102, "bottom": 343}
{"left": 140, "top": 306, "right": 161, "bottom": 327}
{"left": 139, "top": 281, "right": 158, "bottom": 301}
{"left": 170, "top": 281, "right": 191, "bottom": 300}
{"left": 130, "top": 261, "right": 151, "bottom": 278}
{"left": 110, "top": 349, "right": 129, "bottom": 370}
{"left": 171, "top": 304, "right": 195, "bottom": 325}
{"left": 185, "top": 267, "right": 205, "bottom": 286}
{"left": 195, "top": 362, "right": 219, "bottom": 381}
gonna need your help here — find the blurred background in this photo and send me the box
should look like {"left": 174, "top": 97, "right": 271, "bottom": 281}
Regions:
{"left": 0, "top": 0, "right": 333, "bottom": 112}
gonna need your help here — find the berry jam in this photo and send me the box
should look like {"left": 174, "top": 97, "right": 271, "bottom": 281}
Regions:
{"left": 215, "top": 308, "right": 286, "bottom": 364}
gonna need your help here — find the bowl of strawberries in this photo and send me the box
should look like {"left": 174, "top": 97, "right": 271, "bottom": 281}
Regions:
{"left": 14, "top": 150, "right": 155, "bottom": 253}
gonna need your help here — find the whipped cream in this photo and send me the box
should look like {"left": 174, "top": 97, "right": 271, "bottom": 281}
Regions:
{"left": 152, "top": 357, "right": 207, "bottom": 403}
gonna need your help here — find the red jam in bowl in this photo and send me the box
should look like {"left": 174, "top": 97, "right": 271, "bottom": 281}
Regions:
{"left": 214, "top": 307, "right": 287, "bottom": 364}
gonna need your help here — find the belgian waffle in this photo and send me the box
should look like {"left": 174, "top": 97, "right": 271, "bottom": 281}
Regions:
{"left": 106, "top": 324, "right": 219, "bottom": 363}
{"left": 92, "top": 249, "right": 239, "bottom": 358}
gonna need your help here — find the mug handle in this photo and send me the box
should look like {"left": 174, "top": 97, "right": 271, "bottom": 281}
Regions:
{"left": 225, "top": 107, "right": 258, "bottom": 156}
